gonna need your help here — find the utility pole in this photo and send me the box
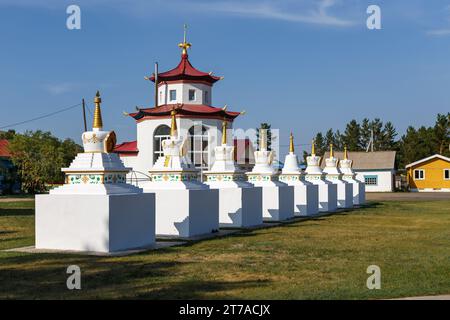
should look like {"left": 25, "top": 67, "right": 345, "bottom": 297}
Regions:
{"left": 366, "top": 128, "right": 374, "bottom": 153}
{"left": 82, "top": 98, "right": 87, "bottom": 132}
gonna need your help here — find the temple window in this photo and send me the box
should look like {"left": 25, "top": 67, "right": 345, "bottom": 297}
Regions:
{"left": 188, "top": 125, "right": 209, "bottom": 171}
{"left": 169, "top": 90, "right": 177, "bottom": 101}
{"left": 188, "top": 89, "right": 195, "bottom": 101}
{"left": 204, "top": 91, "right": 209, "bottom": 104}
{"left": 153, "top": 125, "right": 171, "bottom": 164}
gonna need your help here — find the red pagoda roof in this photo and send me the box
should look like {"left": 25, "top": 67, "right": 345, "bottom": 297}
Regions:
{"left": 113, "top": 141, "right": 138, "bottom": 156}
{"left": 149, "top": 53, "right": 222, "bottom": 84}
{"left": 0, "top": 139, "right": 11, "bottom": 158}
{"left": 129, "top": 104, "right": 241, "bottom": 122}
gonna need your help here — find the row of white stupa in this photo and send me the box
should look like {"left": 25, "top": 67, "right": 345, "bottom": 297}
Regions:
{"left": 35, "top": 92, "right": 364, "bottom": 254}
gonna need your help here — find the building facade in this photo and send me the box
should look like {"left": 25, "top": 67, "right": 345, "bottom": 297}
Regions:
{"left": 406, "top": 154, "right": 450, "bottom": 192}
{"left": 114, "top": 31, "right": 242, "bottom": 183}
{"left": 322, "top": 151, "right": 396, "bottom": 192}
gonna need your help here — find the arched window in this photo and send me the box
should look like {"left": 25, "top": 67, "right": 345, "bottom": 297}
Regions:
{"left": 153, "top": 125, "right": 170, "bottom": 164}
{"left": 188, "top": 125, "right": 209, "bottom": 171}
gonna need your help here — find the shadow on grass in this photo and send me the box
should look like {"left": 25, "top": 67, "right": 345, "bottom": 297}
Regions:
{"left": 0, "top": 251, "right": 271, "bottom": 299}
{"left": 0, "top": 208, "right": 34, "bottom": 217}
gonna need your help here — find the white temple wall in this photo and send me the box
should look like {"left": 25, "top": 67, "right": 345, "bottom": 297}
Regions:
{"left": 132, "top": 117, "right": 232, "bottom": 181}
{"left": 158, "top": 82, "right": 213, "bottom": 106}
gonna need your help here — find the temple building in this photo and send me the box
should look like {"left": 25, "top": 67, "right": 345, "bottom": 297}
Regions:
{"left": 115, "top": 28, "right": 242, "bottom": 182}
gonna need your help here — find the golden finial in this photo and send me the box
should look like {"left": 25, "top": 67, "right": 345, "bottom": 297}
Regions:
{"left": 344, "top": 145, "right": 348, "bottom": 160}
{"left": 329, "top": 143, "right": 334, "bottom": 158}
{"left": 178, "top": 24, "right": 192, "bottom": 55}
{"left": 289, "top": 132, "right": 294, "bottom": 153}
{"left": 93, "top": 90, "right": 103, "bottom": 129}
{"left": 222, "top": 119, "right": 227, "bottom": 145}
{"left": 311, "top": 139, "right": 315, "bottom": 155}
{"left": 170, "top": 109, "right": 178, "bottom": 137}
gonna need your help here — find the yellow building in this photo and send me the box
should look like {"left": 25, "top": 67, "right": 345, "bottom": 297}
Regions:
{"left": 406, "top": 154, "right": 450, "bottom": 192}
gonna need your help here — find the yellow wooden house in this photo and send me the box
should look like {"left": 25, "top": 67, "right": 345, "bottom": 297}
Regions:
{"left": 406, "top": 154, "right": 450, "bottom": 192}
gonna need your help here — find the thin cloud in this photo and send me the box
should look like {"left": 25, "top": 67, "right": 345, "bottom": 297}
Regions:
{"left": 43, "top": 83, "right": 76, "bottom": 95}
{"left": 0, "top": 0, "right": 356, "bottom": 27}
{"left": 427, "top": 29, "right": 450, "bottom": 36}
{"left": 195, "top": 0, "right": 356, "bottom": 27}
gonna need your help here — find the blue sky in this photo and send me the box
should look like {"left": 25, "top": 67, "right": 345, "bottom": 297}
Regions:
{"left": 1, "top": 0, "right": 450, "bottom": 155}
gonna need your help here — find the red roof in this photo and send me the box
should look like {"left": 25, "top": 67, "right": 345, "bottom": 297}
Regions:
{"left": 149, "top": 53, "right": 221, "bottom": 84}
{"left": 129, "top": 104, "right": 241, "bottom": 122}
{"left": 0, "top": 139, "right": 11, "bottom": 158}
{"left": 113, "top": 141, "right": 138, "bottom": 156}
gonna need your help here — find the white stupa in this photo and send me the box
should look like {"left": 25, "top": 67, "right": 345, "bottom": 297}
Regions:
{"left": 246, "top": 128, "right": 294, "bottom": 221}
{"left": 35, "top": 91, "right": 155, "bottom": 253}
{"left": 279, "top": 133, "right": 319, "bottom": 216}
{"left": 142, "top": 109, "right": 219, "bottom": 238}
{"left": 205, "top": 120, "right": 262, "bottom": 227}
{"left": 323, "top": 144, "right": 353, "bottom": 209}
{"left": 339, "top": 146, "right": 365, "bottom": 205}
{"left": 304, "top": 140, "right": 337, "bottom": 213}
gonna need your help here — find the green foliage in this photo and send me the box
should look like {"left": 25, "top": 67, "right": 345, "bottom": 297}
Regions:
{"left": 8, "top": 131, "right": 82, "bottom": 194}
{"left": 311, "top": 113, "right": 449, "bottom": 169}
{"left": 0, "top": 130, "right": 16, "bottom": 140}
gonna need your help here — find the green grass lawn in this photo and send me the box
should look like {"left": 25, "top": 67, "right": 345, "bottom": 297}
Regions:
{"left": 0, "top": 199, "right": 449, "bottom": 299}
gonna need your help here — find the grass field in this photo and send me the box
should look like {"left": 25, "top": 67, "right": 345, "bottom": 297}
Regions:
{"left": 0, "top": 199, "right": 449, "bottom": 299}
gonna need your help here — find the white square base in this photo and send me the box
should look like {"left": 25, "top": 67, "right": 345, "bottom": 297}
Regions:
{"left": 35, "top": 193, "right": 155, "bottom": 253}
{"left": 353, "top": 182, "right": 365, "bottom": 205}
{"left": 336, "top": 182, "right": 353, "bottom": 208}
{"left": 216, "top": 187, "right": 263, "bottom": 228}
{"left": 147, "top": 189, "right": 219, "bottom": 238}
{"left": 261, "top": 185, "right": 294, "bottom": 221}
{"left": 318, "top": 184, "right": 337, "bottom": 212}
{"left": 293, "top": 184, "right": 319, "bottom": 216}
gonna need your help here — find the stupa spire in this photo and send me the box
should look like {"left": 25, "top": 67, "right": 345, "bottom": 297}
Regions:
{"left": 170, "top": 109, "right": 178, "bottom": 138}
{"left": 344, "top": 145, "right": 348, "bottom": 160}
{"left": 93, "top": 91, "right": 103, "bottom": 130}
{"left": 311, "top": 139, "right": 315, "bottom": 155}
{"left": 222, "top": 119, "right": 228, "bottom": 145}
{"left": 329, "top": 143, "right": 334, "bottom": 159}
{"left": 289, "top": 133, "right": 294, "bottom": 153}
{"left": 178, "top": 24, "right": 192, "bottom": 56}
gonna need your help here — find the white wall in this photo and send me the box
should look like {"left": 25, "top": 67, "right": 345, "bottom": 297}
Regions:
{"left": 158, "top": 82, "right": 212, "bottom": 106}
{"left": 355, "top": 170, "right": 395, "bottom": 192}
{"left": 127, "top": 117, "right": 230, "bottom": 181}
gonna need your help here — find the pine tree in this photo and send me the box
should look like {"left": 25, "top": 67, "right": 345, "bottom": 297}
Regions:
{"left": 371, "top": 118, "right": 384, "bottom": 151}
{"left": 314, "top": 132, "right": 326, "bottom": 156}
{"left": 381, "top": 121, "right": 398, "bottom": 150}
{"left": 342, "top": 120, "right": 361, "bottom": 151}
{"left": 359, "top": 118, "right": 371, "bottom": 150}
{"left": 433, "top": 113, "right": 450, "bottom": 156}
{"left": 325, "top": 129, "right": 335, "bottom": 147}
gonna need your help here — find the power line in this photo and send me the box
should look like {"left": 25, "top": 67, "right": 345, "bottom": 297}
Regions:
{"left": 0, "top": 102, "right": 82, "bottom": 130}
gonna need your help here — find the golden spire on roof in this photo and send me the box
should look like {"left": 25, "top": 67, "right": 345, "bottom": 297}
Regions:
{"left": 329, "top": 143, "right": 334, "bottom": 159}
{"left": 344, "top": 145, "right": 348, "bottom": 160}
{"left": 222, "top": 119, "right": 228, "bottom": 145}
{"left": 93, "top": 91, "right": 103, "bottom": 129}
{"left": 289, "top": 133, "right": 294, "bottom": 153}
{"left": 311, "top": 139, "right": 315, "bottom": 155}
{"left": 170, "top": 109, "right": 178, "bottom": 137}
{"left": 178, "top": 24, "right": 192, "bottom": 55}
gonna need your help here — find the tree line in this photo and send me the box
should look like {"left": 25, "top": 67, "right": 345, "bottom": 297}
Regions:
{"left": 0, "top": 130, "right": 82, "bottom": 194}
{"left": 307, "top": 113, "right": 450, "bottom": 169}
